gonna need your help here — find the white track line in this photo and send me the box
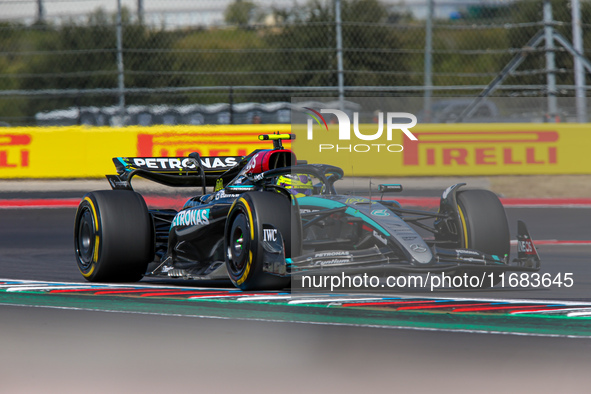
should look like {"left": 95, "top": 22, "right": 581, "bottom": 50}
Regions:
{"left": 567, "top": 310, "right": 591, "bottom": 317}
{"left": 288, "top": 297, "right": 385, "bottom": 304}
{"left": 6, "top": 285, "right": 100, "bottom": 292}
{"left": 236, "top": 295, "right": 294, "bottom": 301}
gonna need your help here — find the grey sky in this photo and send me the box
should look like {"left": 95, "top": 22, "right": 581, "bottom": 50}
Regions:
{"left": 1, "top": 0, "right": 507, "bottom": 25}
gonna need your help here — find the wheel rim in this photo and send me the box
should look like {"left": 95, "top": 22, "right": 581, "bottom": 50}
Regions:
{"left": 232, "top": 231, "right": 244, "bottom": 256}
{"left": 227, "top": 213, "right": 250, "bottom": 276}
{"left": 76, "top": 206, "right": 95, "bottom": 269}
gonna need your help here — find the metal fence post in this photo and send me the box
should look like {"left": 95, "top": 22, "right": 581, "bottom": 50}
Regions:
{"left": 572, "top": 0, "right": 586, "bottom": 123}
{"left": 138, "top": 0, "right": 145, "bottom": 25}
{"left": 424, "top": 0, "right": 434, "bottom": 122}
{"left": 36, "top": 0, "right": 45, "bottom": 24}
{"left": 116, "top": 0, "right": 125, "bottom": 124}
{"left": 544, "top": 0, "right": 558, "bottom": 121}
{"left": 335, "top": 0, "right": 344, "bottom": 112}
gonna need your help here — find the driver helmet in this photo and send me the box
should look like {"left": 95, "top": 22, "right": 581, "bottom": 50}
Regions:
{"left": 276, "top": 174, "right": 314, "bottom": 198}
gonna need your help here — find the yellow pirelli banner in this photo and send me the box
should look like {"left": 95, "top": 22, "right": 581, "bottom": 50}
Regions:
{"left": 293, "top": 123, "right": 591, "bottom": 176}
{"left": 0, "top": 123, "right": 588, "bottom": 178}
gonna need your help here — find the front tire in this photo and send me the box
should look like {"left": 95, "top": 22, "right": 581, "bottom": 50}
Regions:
{"left": 455, "top": 189, "right": 510, "bottom": 287}
{"left": 74, "top": 190, "right": 153, "bottom": 282}
{"left": 225, "top": 192, "right": 299, "bottom": 290}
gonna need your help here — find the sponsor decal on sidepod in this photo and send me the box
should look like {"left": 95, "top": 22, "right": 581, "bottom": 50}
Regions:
{"left": 172, "top": 209, "right": 210, "bottom": 228}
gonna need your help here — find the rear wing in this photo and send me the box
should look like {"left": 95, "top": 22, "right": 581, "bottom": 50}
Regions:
{"left": 107, "top": 155, "right": 244, "bottom": 191}
{"left": 114, "top": 156, "right": 241, "bottom": 174}
{"left": 107, "top": 134, "right": 295, "bottom": 192}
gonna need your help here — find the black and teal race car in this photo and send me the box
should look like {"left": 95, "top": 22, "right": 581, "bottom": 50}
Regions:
{"left": 74, "top": 134, "right": 540, "bottom": 290}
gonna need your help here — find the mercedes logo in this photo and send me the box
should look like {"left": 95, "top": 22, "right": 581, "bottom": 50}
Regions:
{"left": 410, "top": 244, "right": 428, "bottom": 253}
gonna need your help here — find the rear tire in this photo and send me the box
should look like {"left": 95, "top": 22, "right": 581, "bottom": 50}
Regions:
{"left": 225, "top": 192, "right": 300, "bottom": 290}
{"left": 74, "top": 190, "right": 153, "bottom": 282}
{"left": 455, "top": 189, "right": 510, "bottom": 287}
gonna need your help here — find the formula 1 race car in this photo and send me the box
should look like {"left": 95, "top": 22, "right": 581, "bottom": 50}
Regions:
{"left": 74, "top": 133, "right": 541, "bottom": 290}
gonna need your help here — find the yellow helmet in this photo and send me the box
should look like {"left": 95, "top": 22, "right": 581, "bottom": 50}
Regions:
{"left": 276, "top": 174, "right": 313, "bottom": 198}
